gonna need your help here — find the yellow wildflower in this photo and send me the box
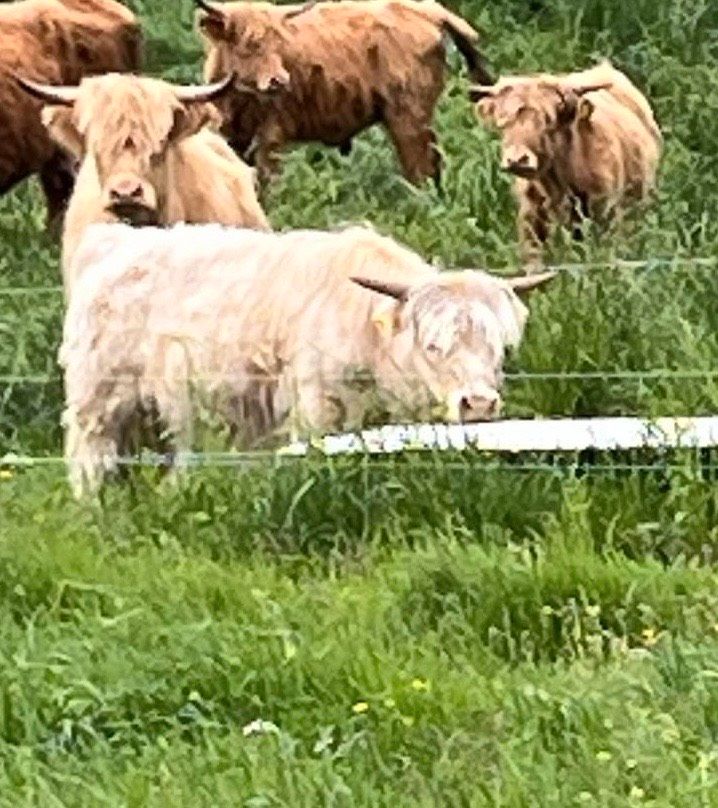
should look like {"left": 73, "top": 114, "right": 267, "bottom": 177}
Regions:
{"left": 595, "top": 750, "right": 612, "bottom": 762}
{"left": 629, "top": 786, "right": 645, "bottom": 800}
{"left": 352, "top": 701, "right": 369, "bottom": 714}
{"left": 383, "top": 698, "right": 396, "bottom": 709}
{"left": 0, "top": 469, "right": 13, "bottom": 481}
{"left": 641, "top": 627, "right": 658, "bottom": 647}
{"left": 411, "top": 678, "right": 429, "bottom": 692}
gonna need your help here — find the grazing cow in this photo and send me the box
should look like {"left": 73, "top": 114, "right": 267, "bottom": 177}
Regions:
{"left": 18, "top": 72, "right": 271, "bottom": 290}
{"left": 0, "top": 0, "right": 141, "bottom": 232}
{"left": 60, "top": 222, "right": 554, "bottom": 497}
{"left": 195, "top": 0, "right": 493, "bottom": 185}
{"left": 470, "top": 61, "right": 662, "bottom": 267}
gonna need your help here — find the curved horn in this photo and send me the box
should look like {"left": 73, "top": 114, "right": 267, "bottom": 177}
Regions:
{"left": 507, "top": 271, "right": 557, "bottom": 295}
{"left": 172, "top": 73, "right": 236, "bottom": 104}
{"left": 15, "top": 75, "right": 79, "bottom": 106}
{"left": 468, "top": 84, "right": 497, "bottom": 103}
{"left": 351, "top": 276, "right": 410, "bottom": 301}
{"left": 284, "top": 0, "right": 318, "bottom": 19}
{"left": 573, "top": 82, "right": 612, "bottom": 97}
{"left": 194, "top": 0, "right": 224, "bottom": 17}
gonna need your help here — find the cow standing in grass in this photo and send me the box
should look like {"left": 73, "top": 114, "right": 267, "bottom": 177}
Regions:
{"left": 195, "top": 0, "right": 493, "bottom": 186}
{"left": 470, "top": 61, "right": 662, "bottom": 268}
{"left": 60, "top": 222, "right": 554, "bottom": 497}
{"left": 18, "top": 73, "right": 271, "bottom": 291}
{"left": 0, "top": 0, "right": 141, "bottom": 232}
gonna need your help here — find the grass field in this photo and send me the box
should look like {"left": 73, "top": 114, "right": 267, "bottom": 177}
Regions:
{"left": 3, "top": 0, "right": 718, "bottom": 804}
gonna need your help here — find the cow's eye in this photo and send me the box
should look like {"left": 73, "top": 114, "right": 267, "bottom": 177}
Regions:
{"left": 426, "top": 343, "right": 441, "bottom": 356}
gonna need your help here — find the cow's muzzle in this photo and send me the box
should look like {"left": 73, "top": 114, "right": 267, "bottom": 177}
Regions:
{"left": 105, "top": 176, "right": 159, "bottom": 226}
{"left": 107, "top": 201, "right": 159, "bottom": 226}
{"left": 447, "top": 390, "right": 502, "bottom": 423}
{"left": 501, "top": 149, "right": 539, "bottom": 179}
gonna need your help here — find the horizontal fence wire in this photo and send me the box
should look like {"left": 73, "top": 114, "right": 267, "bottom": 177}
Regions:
{"left": 0, "top": 254, "right": 716, "bottom": 301}
{"left": 0, "top": 285, "right": 63, "bottom": 297}
{"left": 2, "top": 454, "right": 718, "bottom": 475}
{"left": 3, "top": 370, "right": 718, "bottom": 385}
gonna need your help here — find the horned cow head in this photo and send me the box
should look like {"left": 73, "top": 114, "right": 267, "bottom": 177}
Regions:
{"left": 195, "top": 0, "right": 317, "bottom": 92}
{"left": 470, "top": 79, "right": 611, "bottom": 179}
{"left": 351, "top": 270, "right": 555, "bottom": 423}
{"left": 17, "top": 72, "right": 237, "bottom": 226}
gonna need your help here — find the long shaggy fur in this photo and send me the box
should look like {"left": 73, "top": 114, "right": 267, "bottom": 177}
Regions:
{"left": 474, "top": 61, "right": 662, "bottom": 265}
{"left": 61, "top": 223, "right": 538, "bottom": 497}
{"left": 45, "top": 74, "right": 270, "bottom": 289}
{"left": 199, "top": 0, "right": 491, "bottom": 184}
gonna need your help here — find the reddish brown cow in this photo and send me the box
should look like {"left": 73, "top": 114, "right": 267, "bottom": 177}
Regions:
{"left": 0, "top": 0, "right": 141, "bottom": 231}
{"left": 471, "top": 62, "right": 662, "bottom": 268}
{"left": 196, "top": 0, "right": 492, "bottom": 186}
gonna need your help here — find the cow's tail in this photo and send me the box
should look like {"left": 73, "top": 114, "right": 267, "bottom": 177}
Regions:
{"left": 438, "top": 8, "right": 494, "bottom": 85}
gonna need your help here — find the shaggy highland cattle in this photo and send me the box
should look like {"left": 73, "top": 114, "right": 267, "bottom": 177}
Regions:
{"left": 470, "top": 61, "right": 662, "bottom": 267}
{"left": 18, "top": 72, "right": 271, "bottom": 290}
{"left": 60, "top": 222, "right": 554, "bottom": 497}
{"left": 195, "top": 0, "right": 493, "bottom": 185}
{"left": 1, "top": 0, "right": 141, "bottom": 231}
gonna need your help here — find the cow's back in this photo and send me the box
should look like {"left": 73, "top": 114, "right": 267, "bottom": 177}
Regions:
{"left": 68, "top": 224, "right": 435, "bottom": 377}
{"left": 168, "top": 131, "right": 270, "bottom": 231}
{"left": 210, "top": 0, "right": 453, "bottom": 145}
{"left": 562, "top": 62, "right": 661, "bottom": 144}
{"left": 570, "top": 90, "right": 661, "bottom": 202}
{"left": 0, "top": 0, "right": 141, "bottom": 186}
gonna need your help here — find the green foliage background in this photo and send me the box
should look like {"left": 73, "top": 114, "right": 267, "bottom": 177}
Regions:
{"left": 2, "top": 0, "right": 718, "bottom": 804}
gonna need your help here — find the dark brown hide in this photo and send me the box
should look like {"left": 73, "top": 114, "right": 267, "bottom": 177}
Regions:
{"left": 0, "top": 0, "right": 141, "bottom": 231}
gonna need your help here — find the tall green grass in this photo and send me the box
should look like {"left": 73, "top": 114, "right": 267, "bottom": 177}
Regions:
{"left": 2, "top": 0, "right": 718, "bottom": 803}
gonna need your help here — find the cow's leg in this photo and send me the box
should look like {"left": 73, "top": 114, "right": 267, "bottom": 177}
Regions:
{"left": 151, "top": 386, "right": 194, "bottom": 483}
{"left": 569, "top": 190, "right": 591, "bottom": 241}
{"left": 255, "top": 121, "right": 286, "bottom": 187}
{"left": 518, "top": 196, "right": 551, "bottom": 273}
{"left": 278, "top": 370, "right": 343, "bottom": 444}
{"left": 39, "top": 153, "right": 75, "bottom": 238}
{"left": 385, "top": 113, "right": 441, "bottom": 186}
{"left": 63, "top": 411, "right": 119, "bottom": 500}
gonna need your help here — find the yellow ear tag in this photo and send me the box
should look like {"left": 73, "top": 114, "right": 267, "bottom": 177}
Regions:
{"left": 372, "top": 308, "right": 396, "bottom": 337}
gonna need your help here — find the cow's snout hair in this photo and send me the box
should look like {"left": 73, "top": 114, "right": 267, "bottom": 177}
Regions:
{"left": 104, "top": 173, "right": 158, "bottom": 225}
{"left": 459, "top": 390, "right": 502, "bottom": 421}
{"left": 447, "top": 386, "right": 502, "bottom": 423}
{"left": 501, "top": 145, "right": 539, "bottom": 178}
{"left": 262, "top": 70, "right": 290, "bottom": 92}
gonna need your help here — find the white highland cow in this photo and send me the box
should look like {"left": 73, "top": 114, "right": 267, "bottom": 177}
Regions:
{"left": 60, "top": 223, "right": 554, "bottom": 496}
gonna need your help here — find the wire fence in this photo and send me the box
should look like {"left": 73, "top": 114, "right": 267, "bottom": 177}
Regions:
{"left": 2, "top": 254, "right": 718, "bottom": 472}
{"left": 0, "top": 254, "right": 716, "bottom": 301}
{"left": 4, "top": 369, "right": 718, "bottom": 386}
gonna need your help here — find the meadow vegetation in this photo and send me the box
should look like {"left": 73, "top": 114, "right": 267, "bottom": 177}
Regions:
{"left": 2, "top": 0, "right": 718, "bottom": 803}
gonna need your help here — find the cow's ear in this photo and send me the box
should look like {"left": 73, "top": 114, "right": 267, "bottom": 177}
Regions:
{"left": 557, "top": 92, "right": 579, "bottom": 125}
{"left": 41, "top": 106, "right": 83, "bottom": 158}
{"left": 196, "top": 12, "right": 231, "bottom": 42}
{"left": 474, "top": 97, "right": 496, "bottom": 122}
{"left": 168, "top": 102, "right": 222, "bottom": 143}
{"left": 577, "top": 97, "right": 594, "bottom": 122}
